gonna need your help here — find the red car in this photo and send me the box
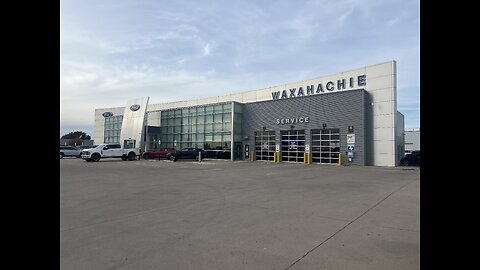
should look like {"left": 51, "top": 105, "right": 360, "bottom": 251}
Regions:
{"left": 142, "top": 148, "right": 176, "bottom": 159}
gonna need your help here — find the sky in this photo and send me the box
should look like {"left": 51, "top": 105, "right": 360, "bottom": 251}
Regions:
{"left": 60, "top": 0, "right": 420, "bottom": 138}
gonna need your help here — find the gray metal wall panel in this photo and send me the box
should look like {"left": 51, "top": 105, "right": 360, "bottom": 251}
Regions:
{"left": 242, "top": 89, "right": 366, "bottom": 165}
{"left": 364, "top": 93, "right": 374, "bottom": 165}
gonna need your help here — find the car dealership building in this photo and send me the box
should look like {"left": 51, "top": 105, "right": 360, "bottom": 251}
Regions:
{"left": 93, "top": 60, "right": 404, "bottom": 166}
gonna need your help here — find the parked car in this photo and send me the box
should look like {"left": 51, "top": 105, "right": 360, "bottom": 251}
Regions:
{"left": 166, "top": 148, "right": 204, "bottom": 161}
{"left": 400, "top": 151, "right": 420, "bottom": 166}
{"left": 77, "top": 145, "right": 95, "bottom": 151}
{"left": 203, "top": 150, "right": 231, "bottom": 159}
{"left": 81, "top": 143, "right": 140, "bottom": 162}
{"left": 142, "top": 148, "right": 176, "bottom": 159}
{"left": 60, "top": 146, "right": 82, "bottom": 159}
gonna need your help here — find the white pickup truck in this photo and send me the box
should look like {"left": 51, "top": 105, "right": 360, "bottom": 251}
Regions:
{"left": 81, "top": 143, "right": 140, "bottom": 162}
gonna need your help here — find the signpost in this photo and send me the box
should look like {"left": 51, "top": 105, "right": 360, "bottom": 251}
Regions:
{"left": 305, "top": 144, "right": 310, "bottom": 164}
{"left": 347, "top": 134, "right": 355, "bottom": 144}
{"left": 346, "top": 133, "right": 355, "bottom": 163}
{"left": 275, "top": 144, "right": 280, "bottom": 163}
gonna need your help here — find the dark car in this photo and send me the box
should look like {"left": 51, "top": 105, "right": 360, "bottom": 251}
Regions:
{"left": 142, "top": 148, "right": 176, "bottom": 159}
{"left": 400, "top": 151, "right": 420, "bottom": 166}
{"left": 166, "top": 148, "right": 204, "bottom": 161}
{"left": 203, "top": 149, "right": 231, "bottom": 159}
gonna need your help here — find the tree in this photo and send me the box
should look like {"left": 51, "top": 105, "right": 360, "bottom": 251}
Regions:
{"left": 67, "top": 138, "right": 83, "bottom": 146}
{"left": 61, "top": 131, "right": 91, "bottom": 140}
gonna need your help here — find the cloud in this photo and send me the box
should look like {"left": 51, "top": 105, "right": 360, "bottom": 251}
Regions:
{"left": 60, "top": 0, "right": 419, "bottom": 134}
{"left": 202, "top": 43, "right": 211, "bottom": 56}
{"left": 60, "top": 57, "right": 237, "bottom": 131}
{"left": 152, "top": 9, "right": 197, "bottom": 24}
{"left": 177, "top": 59, "right": 186, "bottom": 66}
{"left": 387, "top": 16, "right": 400, "bottom": 27}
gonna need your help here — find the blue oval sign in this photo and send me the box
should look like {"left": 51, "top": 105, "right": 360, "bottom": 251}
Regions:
{"left": 102, "top": 112, "right": 113, "bottom": 117}
{"left": 130, "top": 104, "right": 141, "bottom": 111}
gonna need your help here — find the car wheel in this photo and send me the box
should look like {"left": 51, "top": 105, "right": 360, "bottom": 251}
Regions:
{"left": 143, "top": 154, "right": 150, "bottom": 159}
{"left": 170, "top": 155, "right": 177, "bottom": 161}
{"left": 91, "top": 153, "right": 101, "bottom": 162}
{"left": 60, "top": 153, "right": 64, "bottom": 159}
{"left": 85, "top": 158, "right": 91, "bottom": 162}
{"left": 128, "top": 152, "right": 136, "bottom": 161}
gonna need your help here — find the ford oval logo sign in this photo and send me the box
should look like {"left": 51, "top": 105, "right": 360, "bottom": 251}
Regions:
{"left": 130, "top": 104, "right": 141, "bottom": 111}
{"left": 102, "top": 112, "right": 113, "bottom": 117}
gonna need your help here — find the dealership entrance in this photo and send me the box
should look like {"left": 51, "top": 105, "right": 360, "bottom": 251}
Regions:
{"left": 281, "top": 130, "right": 305, "bottom": 163}
{"left": 311, "top": 129, "right": 340, "bottom": 164}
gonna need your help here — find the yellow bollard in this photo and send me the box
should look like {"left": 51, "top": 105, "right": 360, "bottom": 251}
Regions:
{"left": 304, "top": 152, "right": 306, "bottom": 164}
{"left": 338, "top": 153, "right": 342, "bottom": 166}
{"left": 308, "top": 152, "right": 311, "bottom": 164}
{"left": 273, "top": 152, "right": 276, "bottom": 162}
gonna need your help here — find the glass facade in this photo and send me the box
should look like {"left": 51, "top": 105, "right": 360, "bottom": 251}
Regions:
{"left": 281, "top": 130, "right": 306, "bottom": 163}
{"left": 159, "top": 103, "right": 232, "bottom": 151}
{"left": 232, "top": 103, "right": 243, "bottom": 142}
{"left": 254, "top": 131, "right": 275, "bottom": 161}
{"left": 311, "top": 129, "right": 340, "bottom": 164}
{"left": 104, "top": 115, "right": 123, "bottom": 143}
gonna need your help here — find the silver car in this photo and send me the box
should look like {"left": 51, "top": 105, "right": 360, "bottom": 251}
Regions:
{"left": 60, "top": 146, "right": 82, "bottom": 159}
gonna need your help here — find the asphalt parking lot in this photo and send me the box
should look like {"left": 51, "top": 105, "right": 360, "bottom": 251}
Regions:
{"left": 60, "top": 158, "right": 419, "bottom": 270}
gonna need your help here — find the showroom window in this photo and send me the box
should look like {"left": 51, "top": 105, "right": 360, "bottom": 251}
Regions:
{"left": 104, "top": 115, "right": 123, "bottom": 143}
{"left": 159, "top": 103, "right": 232, "bottom": 152}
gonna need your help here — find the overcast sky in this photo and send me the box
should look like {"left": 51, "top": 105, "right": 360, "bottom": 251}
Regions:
{"left": 60, "top": 0, "right": 419, "bottom": 138}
